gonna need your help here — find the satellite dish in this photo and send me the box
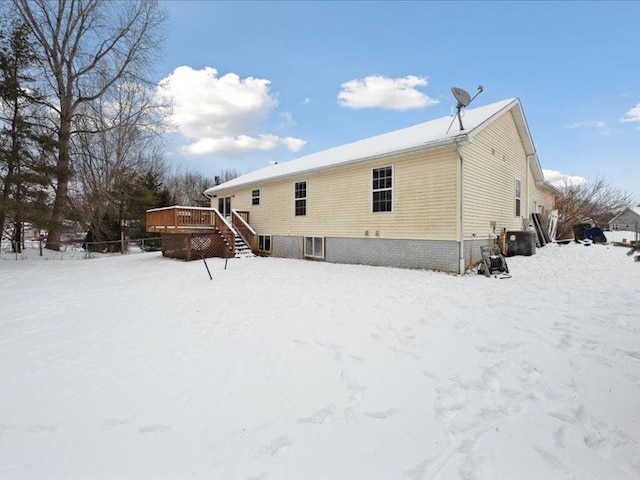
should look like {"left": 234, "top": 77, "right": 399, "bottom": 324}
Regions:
{"left": 451, "top": 87, "right": 472, "bottom": 107}
{"left": 447, "top": 85, "right": 484, "bottom": 133}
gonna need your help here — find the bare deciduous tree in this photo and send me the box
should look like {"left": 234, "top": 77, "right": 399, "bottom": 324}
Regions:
{"left": 164, "top": 170, "right": 212, "bottom": 207}
{"left": 554, "top": 176, "right": 634, "bottom": 239}
{"left": 72, "top": 80, "right": 169, "bottom": 239}
{"left": 12, "top": 0, "right": 167, "bottom": 250}
{"left": 214, "top": 168, "right": 242, "bottom": 186}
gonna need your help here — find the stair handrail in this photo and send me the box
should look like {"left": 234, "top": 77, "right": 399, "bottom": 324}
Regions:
{"left": 212, "top": 208, "right": 235, "bottom": 253}
{"left": 231, "top": 209, "right": 258, "bottom": 253}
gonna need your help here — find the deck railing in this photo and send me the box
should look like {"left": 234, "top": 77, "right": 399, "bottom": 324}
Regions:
{"left": 232, "top": 210, "right": 258, "bottom": 253}
{"left": 146, "top": 205, "right": 235, "bottom": 252}
{"left": 146, "top": 206, "right": 216, "bottom": 231}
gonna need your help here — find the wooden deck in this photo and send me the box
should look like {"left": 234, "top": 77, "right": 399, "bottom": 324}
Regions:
{"left": 146, "top": 206, "right": 257, "bottom": 256}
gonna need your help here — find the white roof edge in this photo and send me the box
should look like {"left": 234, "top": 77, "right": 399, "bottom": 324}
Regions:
{"left": 464, "top": 98, "right": 520, "bottom": 140}
{"left": 609, "top": 206, "right": 640, "bottom": 223}
{"left": 476, "top": 98, "right": 546, "bottom": 185}
{"left": 204, "top": 97, "right": 538, "bottom": 195}
{"left": 536, "top": 180, "right": 562, "bottom": 194}
{"left": 204, "top": 136, "right": 467, "bottom": 195}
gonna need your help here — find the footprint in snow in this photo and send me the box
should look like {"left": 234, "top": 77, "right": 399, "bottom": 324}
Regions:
{"left": 548, "top": 411, "right": 576, "bottom": 424}
{"left": 244, "top": 474, "right": 268, "bottom": 480}
{"left": 27, "top": 424, "right": 61, "bottom": 433}
{"left": 553, "top": 425, "right": 568, "bottom": 449}
{"left": 298, "top": 406, "right": 335, "bottom": 424}
{"left": 138, "top": 424, "right": 172, "bottom": 433}
{"left": 626, "top": 351, "right": 640, "bottom": 360}
{"left": 364, "top": 408, "right": 400, "bottom": 419}
{"left": 104, "top": 417, "right": 134, "bottom": 427}
{"left": 534, "top": 446, "right": 572, "bottom": 475}
{"left": 261, "top": 435, "right": 291, "bottom": 456}
{"left": 0, "top": 424, "right": 16, "bottom": 434}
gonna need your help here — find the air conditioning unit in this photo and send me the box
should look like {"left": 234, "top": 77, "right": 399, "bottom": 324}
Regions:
{"left": 505, "top": 230, "right": 536, "bottom": 257}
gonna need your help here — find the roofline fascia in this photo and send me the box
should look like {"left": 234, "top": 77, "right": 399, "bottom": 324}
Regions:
{"left": 204, "top": 136, "right": 469, "bottom": 196}
{"left": 465, "top": 98, "right": 520, "bottom": 143}
{"left": 536, "top": 180, "right": 562, "bottom": 195}
{"left": 608, "top": 207, "right": 637, "bottom": 223}
{"left": 465, "top": 98, "right": 548, "bottom": 185}
{"left": 147, "top": 205, "right": 216, "bottom": 213}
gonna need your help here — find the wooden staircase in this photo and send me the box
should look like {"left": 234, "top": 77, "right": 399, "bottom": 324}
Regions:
{"left": 233, "top": 233, "right": 255, "bottom": 258}
{"left": 145, "top": 206, "right": 259, "bottom": 260}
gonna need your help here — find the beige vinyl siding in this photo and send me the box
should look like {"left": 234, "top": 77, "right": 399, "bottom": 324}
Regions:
{"left": 211, "top": 148, "right": 459, "bottom": 241}
{"left": 530, "top": 183, "right": 555, "bottom": 215}
{"left": 462, "top": 111, "right": 529, "bottom": 238}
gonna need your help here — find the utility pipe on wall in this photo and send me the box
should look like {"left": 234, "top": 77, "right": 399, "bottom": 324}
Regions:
{"left": 526, "top": 154, "right": 531, "bottom": 226}
{"left": 455, "top": 138, "right": 466, "bottom": 275}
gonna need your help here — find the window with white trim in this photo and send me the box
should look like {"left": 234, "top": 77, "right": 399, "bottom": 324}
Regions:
{"left": 373, "top": 166, "right": 393, "bottom": 212}
{"left": 295, "top": 181, "right": 306, "bottom": 216}
{"left": 258, "top": 234, "right": 271, "bottom": 252}
{"left": 515, "top": 178, "right": 522, "bottom": 217}
{"left": 304, "top": 236, "right": 324, "bottom": 258}
{"left": 252, "top": 189, "right": 260, "bottom": 205}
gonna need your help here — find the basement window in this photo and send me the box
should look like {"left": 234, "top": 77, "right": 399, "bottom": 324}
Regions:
{"left": 373, "top": 166, "right": 393, "bottom": 212}
{"left": 252, "top": 189, "right": 260, "bottom": 205}
{"left": 304, "top": 236, "right": 324, "bottom": 259}
{"left": 258, "top": 234, "right": 271, "bottom": 252}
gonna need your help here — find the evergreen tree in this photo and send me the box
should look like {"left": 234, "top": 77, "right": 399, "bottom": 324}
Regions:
{"left": 13, "top": 0, "right": 167, "bottom": 251}
{"left": 0, "top": 18, "right": 55, "bottom": 252}
{"left": 83, "top": 167, "right": 172, "bottom": 252}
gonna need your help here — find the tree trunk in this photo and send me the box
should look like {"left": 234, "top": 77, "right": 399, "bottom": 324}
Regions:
{"left": 12, "top": 219, "right": 22, "bottom": 253}
{"left": 46, "top": 105, "right": 72, "bottom": 251}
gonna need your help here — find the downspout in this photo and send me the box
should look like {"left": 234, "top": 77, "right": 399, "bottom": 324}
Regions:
{"left": 455, "top": 137, "right": 466, "bottom": 275}
{"left": 526, "top": 154, "right": 531, "bottom": 225}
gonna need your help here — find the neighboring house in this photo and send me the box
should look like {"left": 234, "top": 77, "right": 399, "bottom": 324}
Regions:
{"left": 609, "top": 207, "right": 640, "bottom": 232}
{"left": 193, "top": 98, "right": 557, "bottom": 274}
{"left": 60, "top": 220, "right": 86, "bottom": 242}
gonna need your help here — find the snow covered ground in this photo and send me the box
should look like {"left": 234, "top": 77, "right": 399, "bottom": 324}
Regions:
{"left": 1, "top": 233, "right": 639, "bottom": 479}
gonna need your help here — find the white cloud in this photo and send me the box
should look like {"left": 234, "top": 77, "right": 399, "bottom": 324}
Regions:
{"left": 278, "top": 111, "right": 296, "bottom": 129}
{"left": 543, "top": 169, "right": 587, "bottom": 187}
{"left": 280, "top": 137, "right": 305, "bottom": 152}
{"left": 621, "top": 103, "right": 640, "bottom": 128}
{"left": 183, "top": 134, "right": 306, "bottom": 157}
{"left": 565, "top": 120, "right": 612, "bottom": 135}
{"left": 338, "top": 75, "right": 439, "bottom": 111}
{"left": 158, "top": 66, "right": 305, "bottom": 156}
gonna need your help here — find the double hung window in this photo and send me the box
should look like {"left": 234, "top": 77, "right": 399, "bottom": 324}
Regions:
{"left": 295, "top": 181, "right": 307, "bottom": 216}
{"left": 373, "top": 166, "right": 393, "bottom": 212}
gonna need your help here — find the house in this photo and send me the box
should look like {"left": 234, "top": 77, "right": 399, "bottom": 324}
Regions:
{"left": 608, "top": 206, "right": 640, "bottom": 232}
{"left": 60, "top": 220, "right": 86, "bottom": 242}
{"left": 147, "top": 98, "right": 557, "bottom": 273}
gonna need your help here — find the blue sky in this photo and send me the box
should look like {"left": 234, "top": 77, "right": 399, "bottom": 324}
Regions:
{"left": 157, "top": 1, "right": 640, "bottom": 201}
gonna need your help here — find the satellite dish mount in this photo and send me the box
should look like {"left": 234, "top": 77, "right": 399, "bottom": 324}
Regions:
{"left": 449, "top": 85, "right": 484, "bottom": 132}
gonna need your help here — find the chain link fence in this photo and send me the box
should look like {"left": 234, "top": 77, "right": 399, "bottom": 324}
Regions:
{"left": 0, "top": 237, "right": 162, "bottom": 260}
